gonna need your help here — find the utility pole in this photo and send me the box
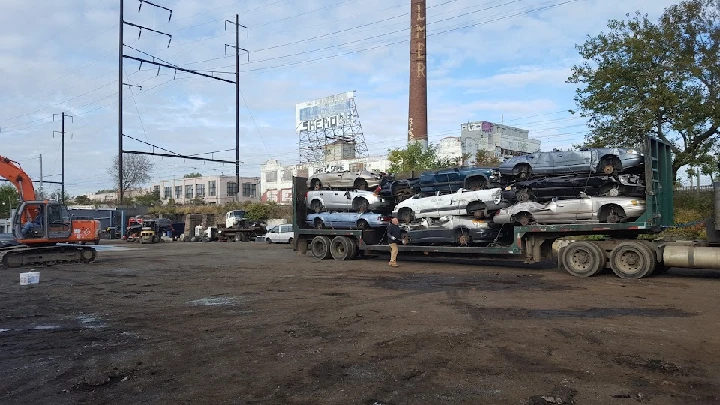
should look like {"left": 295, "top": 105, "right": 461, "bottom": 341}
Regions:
{"left": 119, "top": 0, "right": 124, "bottom": 206}
{"left": 39, "top": 154, "right": 43, "bottom": 199}
{"left": 53, "top": 112, "right": 73, "bottom": 203}
{"left": 225, "top": 15, "right": 248, "bottom": 202}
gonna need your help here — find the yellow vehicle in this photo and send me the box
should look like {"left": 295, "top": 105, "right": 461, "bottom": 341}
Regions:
{"left": 139, "top": 221, "right": 161, "bottom": 244}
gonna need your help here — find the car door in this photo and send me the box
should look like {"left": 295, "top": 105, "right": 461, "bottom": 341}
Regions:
{"left": 559, "top": 150, "right": 592, "bottom": 174}
{"left": 279, "top": 225, "right": 293, "bottom": 241}
{"left": 440, "top": 190, "right": 466, "bottom": 216}
{"left": 554, "top": 198, "right": 593, "bottom": 221}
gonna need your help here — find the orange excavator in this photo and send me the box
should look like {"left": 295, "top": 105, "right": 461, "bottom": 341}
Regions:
{"left": 1, "top": 155, "right": 99, "bottom": 267}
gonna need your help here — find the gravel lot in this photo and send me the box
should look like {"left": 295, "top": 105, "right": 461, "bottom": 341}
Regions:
{"left": 1, "top": 240, "right": 719, "bottom": 404}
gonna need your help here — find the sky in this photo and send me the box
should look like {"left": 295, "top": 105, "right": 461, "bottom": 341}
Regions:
{"left": 0, "top": 0, "right": 682, "bottom": 196}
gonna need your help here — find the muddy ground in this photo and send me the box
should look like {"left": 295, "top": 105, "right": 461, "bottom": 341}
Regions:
{"left": 1, "top": 241, "right": 719, "bottom": 404}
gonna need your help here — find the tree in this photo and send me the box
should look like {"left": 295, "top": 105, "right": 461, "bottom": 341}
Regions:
{"left": 135, "top": 190, "right": 162, "bottom": 206}
{"left": 107, "top": 154, "right": 154, "bottom": 192}
{"left": 474, "top": 150, "right": 501, "bottom": 166}
{"left": 74, "top": 195, "right": 93, "bottom": 205}
{"left": 0, "top": 185, "right": 19, "bottom": 218}
{"left": 387, "top": 142, "right": 454, "bottom": 174}
{"left": 49, "top": 189, "right": 71, "bottom": 202}
{"left": 184, "top": 172, "right": 202, "bottom": 178}
{"left": 567, "top": 0, "right": 720, "bottom": 179}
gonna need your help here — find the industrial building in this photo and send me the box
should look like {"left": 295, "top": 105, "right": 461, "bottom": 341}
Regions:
{"left": 152, "top": 175, "right": 260, "bottom": 205}
{"left": 460, "top": 121, "right": 541, "bottom": 159}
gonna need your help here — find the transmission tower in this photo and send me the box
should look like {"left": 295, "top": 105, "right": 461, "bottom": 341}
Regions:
{"left": 298, "top": 94, "right": 367, "bottom": 164}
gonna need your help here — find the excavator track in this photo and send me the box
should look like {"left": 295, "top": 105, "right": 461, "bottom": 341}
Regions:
{"left": 0, "top": 245, "right": 96, "bottom": 268}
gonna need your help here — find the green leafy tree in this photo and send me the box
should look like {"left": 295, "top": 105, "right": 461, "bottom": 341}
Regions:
{"left": 567, "top": 0, "right": 720, "bottom": 179}
{"left": 49, "top": 189, "right": 71, "bottom": 203}
{"left": 474, "top": 150, "right": 501, "bottom": 166}
{"left": 245, "top": 202, "right": 272, "bottom": 221}
{"left": 135, "top": 190, "right": 162, "bottom": 206}
{"left": 0, "top": 185, "right": 19, "bottom": 218}
{"left": 73, "top": 195, "right": 93, "bottom": 205}
{"left": 183, "top": 172, "right": 202, "bottom": 178}
{"left": 387, "top": 142, "right": 454, "bottom": 174}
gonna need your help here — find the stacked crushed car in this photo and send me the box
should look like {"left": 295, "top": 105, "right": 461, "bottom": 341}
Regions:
{"left": 305, "top": 147, "right": 647, "bottom": 246}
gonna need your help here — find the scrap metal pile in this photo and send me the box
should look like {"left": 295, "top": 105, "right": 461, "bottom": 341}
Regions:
{"left": 305, "top": 147, "right": 647, "bottom": 246}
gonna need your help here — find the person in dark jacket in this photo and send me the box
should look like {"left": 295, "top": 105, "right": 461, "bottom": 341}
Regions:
{"left": 386, "top": 217, "right": 403, "bottom": 267}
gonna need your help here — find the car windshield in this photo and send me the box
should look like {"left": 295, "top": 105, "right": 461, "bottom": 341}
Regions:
{"left": 230, "top": 210, "right": 246, "bottom": 218}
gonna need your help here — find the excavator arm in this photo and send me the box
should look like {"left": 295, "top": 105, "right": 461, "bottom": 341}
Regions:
{"left": 0, "top": 156, "right": 36, "bottom": 202}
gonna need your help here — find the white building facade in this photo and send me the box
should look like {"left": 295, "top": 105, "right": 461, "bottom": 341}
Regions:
{"left": 460, "top": 121, "right": 540, "bottom": 159}
{"left": 260, "top": 155, "right": 391, "bottom": 204}
{"left": 152, "top": 175, "right": 260, "bottom": 205}
{"left": 436, "top": 136, "right": 464, "bottom": 163}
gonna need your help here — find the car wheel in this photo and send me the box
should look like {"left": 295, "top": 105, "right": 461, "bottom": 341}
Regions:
{"left": 466, "top": 202, "right": 486, "bottom": 219}
{"left": 356, "top": 219, "right": 370, "bottom": 230}
{"left": 234, "top": 233, "right": 242, "bottom": 242}
{"left": 314, "top": 218, "right": 325, "bottom": 229}
{"left": 310, "top": 179, "right": 322, "bottom": 190}
{"left": 266, "top": 238, "right": 272, "bottom": 244}
{"left": 602, "top": 205, "right": 626, "bottom": 223}
{"left": 353, "top": 197, "right": 370, "bottom": 213}
{"left": 456, "top": 228, "right": 471, "bottom": 246}
{"left": 516, "top": 212, "right": 533, "bottom": 226}
{"left": 354, "top": 179, "right": 369, "bottom": 190}
{"left": 288, "top": 237, "right": 294, "bottom": 245}
{"left": 599, "top": 156, "right": 621, "bottom": 175}
{"left": 516, "top": 188, "right": 533, "bottom": 202}
{"left": 397, "top": 208, "right": 414, "bottom": 223}
{"left": 310, "top": 200, "right": 323, "bottom": 214}
{"left": 515, "top": 164, "right": 531, "bottom": 180}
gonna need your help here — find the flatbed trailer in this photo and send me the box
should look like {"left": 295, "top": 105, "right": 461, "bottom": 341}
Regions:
{"left": 293, "top": 137, "right": 720, "bottom": 278}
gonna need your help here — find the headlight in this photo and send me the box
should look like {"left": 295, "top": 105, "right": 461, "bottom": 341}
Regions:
{"left": 493, "top": 190, "right": 502, "bottom": 205}
{"left": 626, "top": 149, "right": 638, "bottom": 154}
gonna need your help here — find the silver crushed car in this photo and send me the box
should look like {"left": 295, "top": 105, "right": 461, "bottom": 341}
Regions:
{"left": 499, "top": 148, "right": 644, "bottom": 179}
{"left": 306, "top": 212, "right": 392, "bottom": 230}
{"left": 492, "top": 195, "right": 646, "bottom": 225}
{"left": 306, "top": 189, "right": 391, "bottom": 213}
{"left": 392, "top": 188, "right": 504, "bottom": 223}
{"left": 307, "top": 166, "right": 383, "bottom": 190}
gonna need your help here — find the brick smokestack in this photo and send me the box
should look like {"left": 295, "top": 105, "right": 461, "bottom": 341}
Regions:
{"left": 407, "top": 0, "right": 428, "bottom": 148}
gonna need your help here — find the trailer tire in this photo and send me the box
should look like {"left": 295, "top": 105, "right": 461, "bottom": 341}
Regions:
{"left": 330, "top": 236, "right": 353, "bottom": 260}
{"left": 609, "top": 241, "right": 656, "bottom": 279}
{"left": 561, "top": 241, "right": 605, "bottom": 278}
{"left": 311, "top": 236, "right": 332, "bottom": 260}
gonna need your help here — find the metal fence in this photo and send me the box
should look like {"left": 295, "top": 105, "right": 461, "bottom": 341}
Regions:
{"left": 675, "top": 185, "right": 714, "bottom": 191}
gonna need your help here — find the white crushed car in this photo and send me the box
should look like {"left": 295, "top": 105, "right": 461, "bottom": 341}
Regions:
{"left": 306, "top": 189, "right": 391, "bottom": 213}
{"left": 492, "top": 195, "right": 646, "bottom": 225}
{"left": 307, "top": 166, "right": 382, "bottom": 190}
{"left": 392, "top": 188, "right": 504, "bottom": 223}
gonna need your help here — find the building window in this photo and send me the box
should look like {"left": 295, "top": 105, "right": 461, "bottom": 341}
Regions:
{"left": 185, "top": 185, "right": 193, "bottom": 199}
{"left": 349, "top": 162, "right": 365, "bottom": 172}
{"left": 153, "top": 185, "right": 160, "bottom": 193}
{"left": 242, "top": 183, "right": 256, "bottom": 198}
{"left": 208, "top": 181, "right": 216, "bottom": 197}
{"left": 164, "top": 187, "right": 171, "bottom": 199}
{"left": 227, "top": 182, "right": 237, "bottom": 196}
{"left": 196, "top": 184, "right": 205, "bottom": 197}
{"left": 282, "top": 169, "right": 293, "bottom": 181}
{"left": 265, "top": 171, "right": 277, "bottom": 183}
{"left": 175, "top": 186, "right": 182, "bottom": 199}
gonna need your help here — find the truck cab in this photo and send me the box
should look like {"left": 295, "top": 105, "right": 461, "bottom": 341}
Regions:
{"left": 226, "top": 210, "right": 247, "bottom": 228}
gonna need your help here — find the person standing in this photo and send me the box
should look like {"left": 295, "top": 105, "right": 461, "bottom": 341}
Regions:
{"left": 387, "top": 217, "right": 403, "bottom": 267}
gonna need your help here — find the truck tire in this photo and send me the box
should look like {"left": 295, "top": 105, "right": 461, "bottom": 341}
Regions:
{"left": 609, "top": 241, "right": 656, "bottom": 279}
{"left": 311, "top": 236, "right": 332, "bottom": 260}
{"left": 331, "top": 236, "right": 353, "bottom": 260}
{"left": 561, "top": 241, "right": 605, "bottom": 278}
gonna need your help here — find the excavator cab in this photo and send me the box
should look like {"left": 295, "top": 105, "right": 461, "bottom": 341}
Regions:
{"left": 12, "top": 200, "right": 72, "bottom": 244}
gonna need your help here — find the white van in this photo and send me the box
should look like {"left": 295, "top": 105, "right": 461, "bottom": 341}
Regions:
{"left": 264, "top": 224, "right": 294, "bottom": 244}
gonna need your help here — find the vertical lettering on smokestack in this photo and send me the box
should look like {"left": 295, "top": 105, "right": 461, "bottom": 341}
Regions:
{"left": 408, "top": 0, "right": 428, "bottom": 148}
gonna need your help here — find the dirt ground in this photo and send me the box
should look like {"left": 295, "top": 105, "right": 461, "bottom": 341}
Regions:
{"left": 1, "top": 240, "right": 719, "bottom": 405}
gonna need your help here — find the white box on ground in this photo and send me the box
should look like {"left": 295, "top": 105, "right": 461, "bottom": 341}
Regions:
{"left": 20, "top": 271, "right": 40, "bottom": 285}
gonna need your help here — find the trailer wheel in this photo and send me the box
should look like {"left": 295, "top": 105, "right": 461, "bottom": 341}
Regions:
{"left": 609, "top": 241, "right": 656, "bottom": 279}
{"left": 240, "top": 233, "right": 250, "bottom": 242}
{"left": 561, "top": 241, "right": 605, "bottom": 278}
{"left": 311, "top": 236, "right": 332, "bottom": 260}
{"left": 331, "top": 236, "right": 353, "bottom": 260}
{"left": 346, "top": 237, "right": 358, "bottom": 259}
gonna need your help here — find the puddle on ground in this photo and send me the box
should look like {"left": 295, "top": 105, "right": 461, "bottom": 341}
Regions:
{"left": 373, "top": 273, "right": 573, "bottom": 293}
{"left": 464, "top": 306, "right": 694, "bottom": 321}
{"left": 77, "top": 314, "right": 107, "bottom": 329}
{"left": 32, "top": 325, "right": 60, "bottom": 330}
{"left": 0, "top": 328, "right": 10, "bottom": 333}
{"left": 188, "top": 297, "right": 237, "bottom": 306}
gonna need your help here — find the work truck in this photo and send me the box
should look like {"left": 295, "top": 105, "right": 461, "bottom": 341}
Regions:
{"left": 292, "top": 137, "right": 720, "bottom": 278}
